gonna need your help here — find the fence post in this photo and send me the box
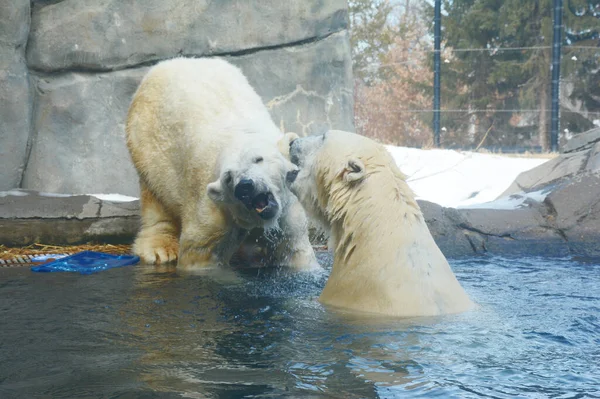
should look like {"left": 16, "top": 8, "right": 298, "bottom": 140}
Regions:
{"left": 550, "top": 0, "right": 563, "bottom": 152}
{"left": 433, "top": 0, "right": 441, "bottom": 147}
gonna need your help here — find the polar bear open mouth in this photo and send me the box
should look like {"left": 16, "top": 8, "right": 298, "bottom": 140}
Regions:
{"left": 250, "top": 192, "right": 278, "bottom": 219}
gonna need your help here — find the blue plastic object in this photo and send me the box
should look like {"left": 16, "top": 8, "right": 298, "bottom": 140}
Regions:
{"left": 30, "top": 254, "right": 69, "bottom": 263}
{"left": 31, "top": 251, "right": 140, "bottom": 275}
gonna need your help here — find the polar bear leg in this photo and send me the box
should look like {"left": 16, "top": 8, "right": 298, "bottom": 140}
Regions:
{"left": 273, "top": 198, "right": 321, "bottom": 271}
{"left": 177, "top": 201, "right": 248, "bottom": 269}
{"left": 132, "top": 184, "right": 180, "bottom": 264}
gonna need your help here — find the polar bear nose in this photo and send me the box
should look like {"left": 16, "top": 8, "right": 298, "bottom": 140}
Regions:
{"left": 234, "top": 178, "right": 255, "bottom": 200}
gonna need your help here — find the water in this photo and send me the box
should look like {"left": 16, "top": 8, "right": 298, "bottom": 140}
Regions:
{"left": 1, "top": 254, "right": 599, "bottom": 398}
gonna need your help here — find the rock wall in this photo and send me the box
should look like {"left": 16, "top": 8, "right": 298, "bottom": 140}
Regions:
{"left": 1, "top": 0, "right": 354, "bottom": 195}
{"left": 0, "top": 1, "right": 32, "bottom": 191}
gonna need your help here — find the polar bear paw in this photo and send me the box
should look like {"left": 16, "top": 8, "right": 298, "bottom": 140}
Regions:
{"left": 284, "top": 249, "right": 322, "bottom": 272}
{"left": 133, "top": 234, "right": 179, "bottom": 264}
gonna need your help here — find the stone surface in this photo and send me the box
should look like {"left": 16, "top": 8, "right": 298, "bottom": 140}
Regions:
{"left": 543, "top": 172, "right": 600, "bottom": 257}
{"left": 0, "top": 191, "right": 139, "bottom": 246}
{"left": 0, "top": 0, "right": 30, "bottom": 44}
{"left": 0, "top": 0, "right": 32, "bottom": 190}
{"left": 232, "top": 31, "right": 354, "bottom": 136}
{"left": 456, "top": 206, "right": 570, "bottom": 257}
{"left": 27, "top": 0, "right": 348, "bottom": 72}
{"left": 561, "top": 127, "right": 600, "bottom": 154}
{"left": 21, "top": 68, "right": 146, "bottom": 196}
{"left": 21, "top": 32, "right": 353, "bottom": 195}
{"left": 2, "top": 189, "right": 598, "bottom": 259}
{"left": 585, "top": 142, "right": 600, "bottom": 172}
{"left": 418, "top": 200, "right": 478, "bottom": 258}
{"left": 0, "top": 190, "right": 99, "bottom": 219}
{"left": 500, "top": 150, "right": 588, "bottom": 197}
{"left": 1, "top": 0, "right": 354, "bottom": 193}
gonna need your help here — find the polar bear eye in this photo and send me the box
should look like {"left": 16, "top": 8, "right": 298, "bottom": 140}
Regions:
{"left": 253, "top": 156, "right": 264, "bottom": 164}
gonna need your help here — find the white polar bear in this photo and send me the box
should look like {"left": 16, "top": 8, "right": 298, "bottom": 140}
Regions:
{"left": 287, "top": 130, "right": 475, "bottom": 317}
{"left": 126, "top": 57, "right": 318, "bottom": 270}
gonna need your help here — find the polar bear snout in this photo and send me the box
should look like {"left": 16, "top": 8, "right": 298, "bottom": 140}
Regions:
{"left": 234, "top": 179, "right": 279, "bottom": 220}
{"left": 289, "top": 134, "right": 324, "bottom": 167}
{"left": 234, "top": 178, "right": 255, "bottom": 201}
{"left": 289, "top": 140, "right": 301, "bottom": 166}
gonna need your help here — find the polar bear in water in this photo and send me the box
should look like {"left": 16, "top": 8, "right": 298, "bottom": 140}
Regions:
{"left": 287, "top": 130, "right": 474, "bottom": 317}
{"left": 126, "top": 57, "right": 318, "bottom": 270}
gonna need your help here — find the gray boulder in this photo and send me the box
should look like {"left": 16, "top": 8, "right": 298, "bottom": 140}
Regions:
{"left": 543, "top": 172, "right": 600, "bottom": 257}
{"left": 27, "top": 0, "right": 348, "bottom": 72}
{"left": 418, "top": 200, "right": 480, "bottom": 258}
{"left": 501, "top": 127, "right": 600, "bottom": 198}
{"left": 500, "top": 151, "right": 588, "bottom": 197}
{"left": 585, "top": 141, "right": 600, "bottom": 172}
{"left": 561, "top": 127, "right": 600, "bottom": 154}
{"left": 0, "top": 190, "right": 139, "bottom": 246}
{"left": 0, "top": 0, "right": 32, "bottom": 190}
{"left": 421, "top": 200, "right": 571, "bottom": 258}
{"left": 492, "top": 128, "right": 600, "bottom": 258}
{"left": 456, "top": 205, "right": 570, "bottom": 257}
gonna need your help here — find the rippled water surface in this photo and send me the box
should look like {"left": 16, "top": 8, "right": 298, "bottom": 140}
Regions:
{"left": 1, "top": 254, "right": 599, "bottom": 398}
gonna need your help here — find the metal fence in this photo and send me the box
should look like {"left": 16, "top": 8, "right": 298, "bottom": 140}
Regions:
{"left": 350, "top": 0, "right": 600, "bottom": 152}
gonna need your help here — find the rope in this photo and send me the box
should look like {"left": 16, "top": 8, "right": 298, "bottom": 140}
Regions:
{"left": 0, "top": 253, "right": 71, "bottom": 268}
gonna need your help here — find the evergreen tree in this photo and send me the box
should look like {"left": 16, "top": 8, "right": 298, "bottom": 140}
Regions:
{"left": 561, "top": 0, "right": 600, "bottom": 134}
{"left": 426, "top": 0, "right": 600, "bottom": 151}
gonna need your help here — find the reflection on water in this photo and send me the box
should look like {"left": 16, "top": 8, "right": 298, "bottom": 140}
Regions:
{"left": 1, "top": 253, "right": 599, "bottom": 398}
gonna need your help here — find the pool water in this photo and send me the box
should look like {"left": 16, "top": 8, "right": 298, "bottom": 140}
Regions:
{"left": 1, "top": 254, "right": 599, "bottom": 398}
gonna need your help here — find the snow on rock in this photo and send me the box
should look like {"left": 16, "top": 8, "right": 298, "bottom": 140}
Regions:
{"left": 461, "top": 189, "right": 550, "bottom": 210}
{"left": 90, "top": 194, "right": 138, "bottom": 202}
{"left": 0, "top": 190, "right": 29, "bottom": 197}
{"left": 386, "top": 145, "right": 549, "bottom": 209}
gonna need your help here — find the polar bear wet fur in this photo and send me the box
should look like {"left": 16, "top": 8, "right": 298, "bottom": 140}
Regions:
{"left": 126, "top": 57, "right": 318, "bottom": 270}
{"left": 288, "top": 130, "right": 475, "bottom": 317}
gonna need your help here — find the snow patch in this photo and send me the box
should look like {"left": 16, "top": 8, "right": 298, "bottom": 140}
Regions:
{"left": 90, "top": 194, "right": 138, "bottom": 202}
{"left": 458, "top": 189, "right": 550, "bottom": 210}
{"left": 0, "top": 190, "right": 29, "bottom": 197}
{"left": 1, "top": 190, "right": 138, "bottom": 203}
{"left": 386, "top": 145, "right": 549, "bottom": 208}
{"left": 38, "top": 192, "right": 74, "bottom": 198}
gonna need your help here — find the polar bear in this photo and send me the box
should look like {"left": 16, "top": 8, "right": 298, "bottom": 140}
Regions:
{"left": 287, "top": 130, "right": 475, "bottom": 317}
{"left": 126, "top": 57, "right": 318, "bottom": 270}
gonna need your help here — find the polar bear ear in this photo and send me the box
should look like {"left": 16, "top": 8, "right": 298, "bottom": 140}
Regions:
{"left": 277, "top": 132, "right": 300, "bottom": 158}
{"left": 344, "top": 159, "right": 366, "bottom": 183}
{"left": 207, "top": 179, "right": 225, "bottom": 203}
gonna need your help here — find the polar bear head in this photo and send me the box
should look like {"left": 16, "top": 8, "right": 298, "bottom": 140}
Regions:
{"left": 287, "top": 130, "right": 408, "bottom": 227}
{"left": 207, "top": 136, "right": 300, "bottom": 229}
